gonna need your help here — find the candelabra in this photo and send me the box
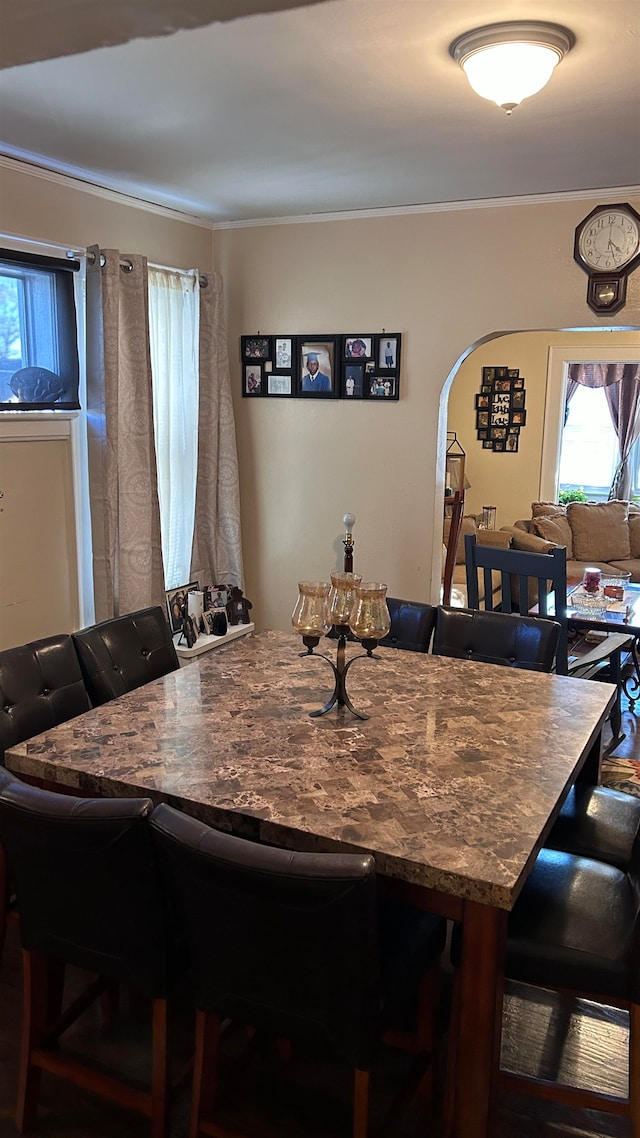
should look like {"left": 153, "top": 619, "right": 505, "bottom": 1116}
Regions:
{"left": 291, "top": 515, "right": 391, "bottom": 720}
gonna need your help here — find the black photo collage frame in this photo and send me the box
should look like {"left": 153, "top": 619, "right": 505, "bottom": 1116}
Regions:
{"left": 240, "top": 333, "right": 402, "bottom": 401}
{"left": 475, "top": 366, "right": 526, "bottom": 453}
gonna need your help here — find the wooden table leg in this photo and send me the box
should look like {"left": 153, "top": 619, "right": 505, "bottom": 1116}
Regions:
{"left": 452, "top": 900, "right": 507, "bottom": 1138}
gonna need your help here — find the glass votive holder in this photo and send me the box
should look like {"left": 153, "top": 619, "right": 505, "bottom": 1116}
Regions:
{"left": 349, "top": 582, "right": 391, "bottom": 644}
{"left": 328, "top": 571, "right": 362, "bottom": 626}
{"left": 582, "top": 567, "right": 602, "bottom": 595}
{"left": 291, "top": 581, "right": 332, "bottom": 640}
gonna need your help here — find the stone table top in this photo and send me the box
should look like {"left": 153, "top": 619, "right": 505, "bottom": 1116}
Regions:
{"left": 5, "top": 629, "right": 615, "bottom": 910}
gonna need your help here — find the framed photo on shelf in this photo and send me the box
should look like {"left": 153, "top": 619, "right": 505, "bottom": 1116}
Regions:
{"left": 298, "top": 339, "right": 337, "bottom": 397}
{"left": 165, "top": 581, "right": 199, "bottom": 635}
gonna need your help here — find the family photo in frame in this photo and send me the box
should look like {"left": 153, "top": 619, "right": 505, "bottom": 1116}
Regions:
{"left": 240, "top": 332, "right": 402, "bottom": 401}
{"left": 475, "top": 366, "right": 527, "bottom": 452}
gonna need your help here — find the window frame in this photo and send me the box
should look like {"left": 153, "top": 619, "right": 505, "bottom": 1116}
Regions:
{"left": 0, "top": 247, "right": 81, "bottom": 411}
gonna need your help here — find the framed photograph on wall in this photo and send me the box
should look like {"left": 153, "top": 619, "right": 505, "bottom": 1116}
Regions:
{"left": 298, "top": 339, "right": 337, "bottom": 397}
{"left": 243, "top": 364, "right": 262, "bottom": 396}
{"left": 366, "top": 374, "right": 399, "bottom": 400}
{"left": 241, "top": 336, "right": 271, "bottom": 360}
{"left": 344, "top": 336, "right": 372, "bottom": 360}
{"left": 342, "top": 363, "right": 364, "bottom": 398}
{"left": 267, "top": 374, "right": 292, "bottom": 396}
{"left": 275, "top": 338, "right": 292, "bottom": 368}
{"left": 378, "top": 337, "right": 398, "bottom": 369}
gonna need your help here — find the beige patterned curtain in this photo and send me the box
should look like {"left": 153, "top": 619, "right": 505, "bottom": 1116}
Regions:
{"left": 86, "top": 246, "right": 165, "bottom": 620}
{"left": 190, "top": 272, "right": 244, "bottom": 588}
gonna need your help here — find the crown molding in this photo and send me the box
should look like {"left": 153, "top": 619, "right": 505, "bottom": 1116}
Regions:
{"left": 1, "top": 152, "right": 638, "bottom": 231}
{"left": 212, "top": 186, "right": 640, "bottom": 228}
{"left": 0, "top": 153, "right": 213, "bottom": 228}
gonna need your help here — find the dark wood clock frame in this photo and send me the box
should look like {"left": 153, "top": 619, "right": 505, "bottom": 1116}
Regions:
{"left": 573, "top": 202, "right": 640, "bottom": 317}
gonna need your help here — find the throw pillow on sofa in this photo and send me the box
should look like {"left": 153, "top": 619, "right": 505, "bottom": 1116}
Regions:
{"left": 531, "top": 513, "right": 574, "bottom": 558}
{"left": 531, "top": 501, "right": 567, "bottom": 518}
{"left": 567, "top": 500, "right": 631, "bottom": 562}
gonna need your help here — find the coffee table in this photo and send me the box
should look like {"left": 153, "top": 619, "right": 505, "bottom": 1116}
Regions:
{"left": 566, "top": 578, "right": 640, "bottom": 746}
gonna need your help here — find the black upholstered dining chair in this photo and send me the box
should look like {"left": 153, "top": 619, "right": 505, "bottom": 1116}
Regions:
{"left": 463, "top": 535, "right": 640, "bottom": 874}
{"left": 379, "top": 598, "right": 436, "bottom": 652}
{"left": 498, "top": 845, "right": 639, "bottom": 1128}
{"left": 150, "top": 802, "right": 448, "bottom": 1138}
{"left": 0, "top": 634, "right": 92, "bottom": 960}
{"left": 72, "top": 605, "right": 179, "bottom": 706}
{"left": 0, "top": 633, "right": 91, "bottom": 760}
{"left": 0, "top": 773, "right": 184, "bottom": 1138}
{"left": 432, "top": 606, "right": 561, "bottom": 672}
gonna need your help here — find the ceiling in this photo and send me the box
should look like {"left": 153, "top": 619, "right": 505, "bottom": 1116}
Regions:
{"left": 1, "top": 0, "right": 639, "bottom": 225}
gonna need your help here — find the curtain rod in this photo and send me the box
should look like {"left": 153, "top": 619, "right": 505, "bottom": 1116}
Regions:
{"left": 0, "top": 232, "right": 208, "bottom": 287}
{"left": 83, "top": 248, "right": 208, "bottom": 287}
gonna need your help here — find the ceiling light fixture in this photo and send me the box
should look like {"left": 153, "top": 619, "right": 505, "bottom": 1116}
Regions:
{"left": 450, "top": 21, "right": 575, "bottom": 115}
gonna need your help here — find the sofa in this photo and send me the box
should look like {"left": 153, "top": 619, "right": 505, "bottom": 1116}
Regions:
{"left": 501, "top": 500, "right": 640, "bottom": 583}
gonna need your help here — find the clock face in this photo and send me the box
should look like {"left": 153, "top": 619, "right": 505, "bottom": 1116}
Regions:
{"left": 577, "top": 207, "right": 640, "bottom": 272}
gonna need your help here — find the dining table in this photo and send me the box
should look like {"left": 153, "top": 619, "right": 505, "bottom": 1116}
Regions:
{"left": 4, "top": 628, "right": 616, "bottom": 1138}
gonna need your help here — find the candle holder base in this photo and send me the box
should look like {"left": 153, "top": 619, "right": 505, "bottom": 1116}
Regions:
{"left": 302, "top": 628, "right": 377, "bottom": 720}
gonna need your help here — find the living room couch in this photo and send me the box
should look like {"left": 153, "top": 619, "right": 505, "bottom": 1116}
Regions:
{"left": 500, "top": 500, "right": 640, "bottom": 583}
{"left": 444, "top": 513, "right": 512, "bottom": 605}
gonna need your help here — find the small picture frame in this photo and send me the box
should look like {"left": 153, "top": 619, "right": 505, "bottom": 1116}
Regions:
{"left": 298, "top": 340, "right": 336, "bottom": 397}
{"left": 342, "top": 363, "right": 364, "bottom": 398}
{"left": 508, "top": 368, "right": 520, "bottom": 378}
{"left": 344, "top": 336, "right": 372, "bottom": 359}
{"left": 513, "top": 377, "right": 525, "bottom": 390}
{"left": 506, "top": 433, "right": 519, "bottom": 452}
{"left": 166, "top": 581, "right": 199, "bottom": 634}
{"left": 477, "top": 411, "right": 489, "bottom": 428}
{"left": 493, "top": 439, "right": 506, "bottom": 452}
{"left": 482, "top": 439, "right": 494, "bottom": 449}
{"left": 275, "top": 338, "right": 292, "bottom": 368}
{"left": 378, "top": 337, "right": 398, "bottom": 369}
{"left": 511, "top": 410, "right": 527, "bottom": 426}
{"left": 241, "top": 336, "right": 270, "bottom": 360}
{"left": 367, "top": 375, "right": 398, "bottom": 399}
{"left": 482, "top": 367, "right": 495, "bottom": 381}
{"left": 244, "top": 365, "right": 262, "bottom": 396}
{"left": 267, "top": 374, "right": 292, "bottom": 396}
{"left": 475, "top": 394, "right": 490, "bottom": 409}
{"left": 494, "top": 378, "right": 512, "bottom": 392}
{"left": 512, "top": 391, "right": 525, "bottom": 410}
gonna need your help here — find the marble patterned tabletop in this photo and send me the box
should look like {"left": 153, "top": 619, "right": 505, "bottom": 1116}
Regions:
{"left": 5, "top": 629, "right": 615, "bottom": 910}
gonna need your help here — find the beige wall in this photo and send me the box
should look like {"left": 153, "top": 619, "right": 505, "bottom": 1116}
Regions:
{"left": 447, "top": 330, "right": 640, "bottom": 528}
{"left": 216, "top": 197, "right": 640, "bottom": 632}
{"left": 2, "top": 161, "right": 640, "bottom": 641}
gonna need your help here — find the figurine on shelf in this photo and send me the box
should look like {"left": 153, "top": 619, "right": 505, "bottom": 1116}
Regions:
{"left": 226, "top": 587, "right": 253, "bottom": 626}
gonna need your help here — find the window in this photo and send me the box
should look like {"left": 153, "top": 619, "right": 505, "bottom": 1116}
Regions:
{"left": 0, "top": 248, "right": 80, "bottom": 410}
{"left": 558, "top": 384, "right": 619, "bottom": 501}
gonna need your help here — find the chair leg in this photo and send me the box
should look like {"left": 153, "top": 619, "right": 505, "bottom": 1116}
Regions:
{"left": 151, "top": 998, "right": 169, "bottom": 1138}
{"left": 16, "top": 949, "right": 49, "bottom": 1133}
{"left": 0, "top": 843, "right": 9, "bottom": 963}
{"left": 353, "top": 1068, "right": 370, "bottom": 1138}
{"left": 630, "top": 1002, "right": 640, "bottom": 1138}
{"left": 190, "top": 1009, "right": 222, "bottom": 1138}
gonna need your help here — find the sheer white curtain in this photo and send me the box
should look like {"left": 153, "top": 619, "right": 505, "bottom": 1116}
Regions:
{"left": 148, "top": 267, "right": 200, "bottom": 589}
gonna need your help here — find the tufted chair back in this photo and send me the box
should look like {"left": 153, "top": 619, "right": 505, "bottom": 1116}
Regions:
{"left": 0, "top": 775, "right": 183, "bottom": 1135}
{"left": 72, "top": 605, "right": 179, "bottom": 707}
{"left": 0, "top": 634, "right": 90, "bottom": 760}
{"left": 379, "top": 598, "right": 436, "bottom": 653}
{"left": 433, "top": 606, "right": 561, "bottom": 672}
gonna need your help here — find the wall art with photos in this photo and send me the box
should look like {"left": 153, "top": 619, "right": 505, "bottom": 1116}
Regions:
{"left": 475, "top": 366, "right": 526, "bottom": 453}
{"left": 240, "top": 333, "right": 402, "bottom": 401}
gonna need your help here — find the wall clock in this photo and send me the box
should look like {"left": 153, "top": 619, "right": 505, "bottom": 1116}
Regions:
{"left": 573, "top": 203, "right": 640, "bottom": 315}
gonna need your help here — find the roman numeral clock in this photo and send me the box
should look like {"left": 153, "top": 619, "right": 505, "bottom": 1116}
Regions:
{"left": 574, "top": 203, "right": 640, "bottom": 315}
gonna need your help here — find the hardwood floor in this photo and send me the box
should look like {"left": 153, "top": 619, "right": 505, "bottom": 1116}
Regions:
{"left": 0, "top": 914, "right": 632, "bottom": 1138}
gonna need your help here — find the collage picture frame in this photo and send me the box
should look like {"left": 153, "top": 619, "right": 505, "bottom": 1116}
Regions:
{"left": 475, "top": 366, "right": 526, "bottom": 453}
{"left": 240, "top": 333, "right": 402, "bottom": 401}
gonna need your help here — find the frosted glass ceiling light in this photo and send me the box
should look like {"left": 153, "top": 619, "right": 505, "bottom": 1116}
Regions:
{"left": 450, "top": 22, "right": 574, "bottom": 114}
